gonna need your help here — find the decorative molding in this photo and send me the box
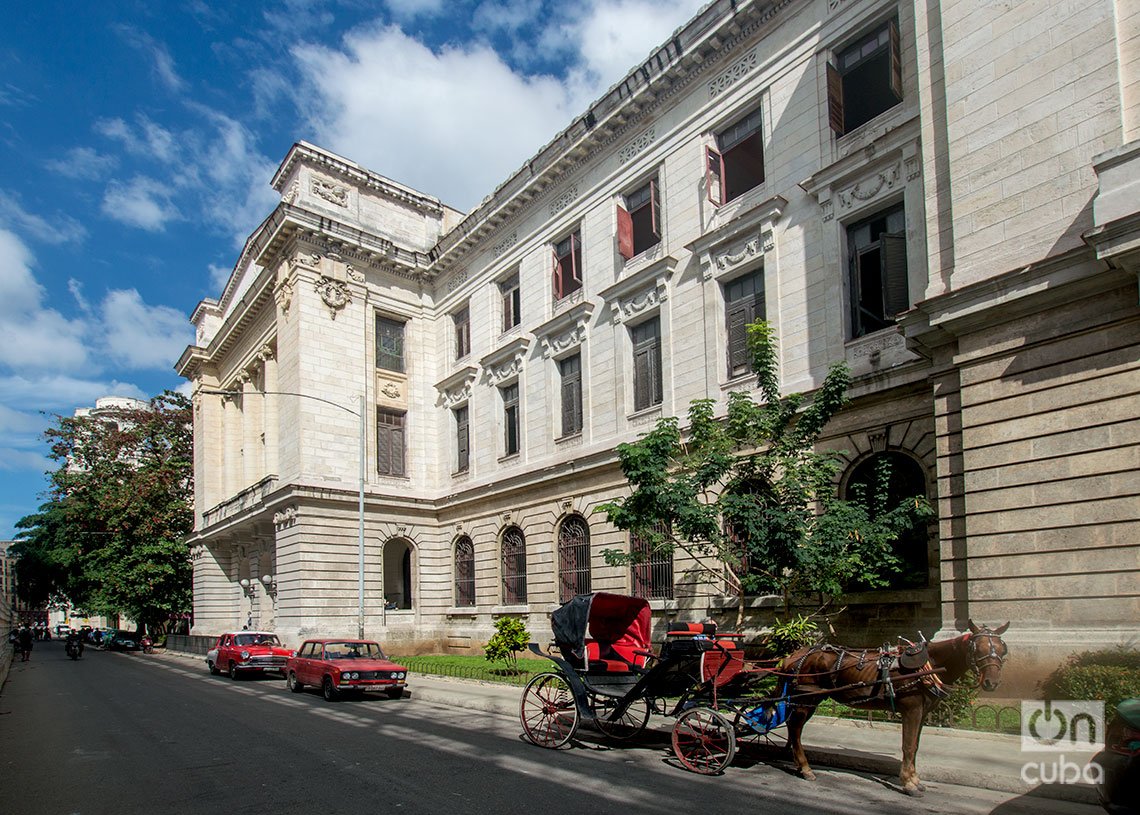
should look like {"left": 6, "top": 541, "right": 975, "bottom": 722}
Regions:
{"left": 848, "top": 329, "right": 905, "bottom": 358}
{"left": 273, "top": 505, "right": 297, "bottom": 530}
{"left": 836, "top": 162, "right": 901, "bottom": 212}
{"left": 257, "top": 345, "right": 274, "bottom": 362}
{"left": 617, "top": 127, "right": 656, "bottom": 165}
{"left": 446, "top": 269, "right": 468, "bottom": 293}
{"left": 820, "top": 198, "right": 834, "bottom": 222}
{"left": 904, "top": 154, "right": 921, "bottom": 181}
{"left": 533, "top": 301, "right": 594, "bottom": 359}
{"left": 281, "top": 180, "right": 300, "bottom": 205}
{"left": 346, "top": 265, "right": 365, "bottom": 283}
{"left": 600, "top": 255, "right": 678, "bottom": 324}
{"left": 869, "top": 427, "right": 889, "bottom": 453}
{"left": 315, "top": 276, "right": 351, "bottom": 319}
{"left": 688, "top": 195, "right": 786, "bottom": 281}
{"left": 311, "top": 175, "right": 349, "bottom": 207}
{"left": 480, "top": 336, "right": 531, "bottom": 386}
{"left": 434, "top": 365, "right": 478, "bottom": 408}
{"left": 274, "top": 278, "right": 294, "bottom": 318}
{"left": 708, "top": 47, "right": 758, "bottom": 98}
{"left": 492, "top": 231, "right": 518, "bottom": 258}
{"left": 549, "top": 185, "right": 579, "bottom": 217}
{"left": 380, "top": 382, "right": 401, "bottom": 399}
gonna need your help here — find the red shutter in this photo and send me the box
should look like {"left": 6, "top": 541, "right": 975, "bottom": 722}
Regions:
{"left": 827, "top": 61, "right": 845, "bottom": 135}
{"left": 616, "top": 204, "right": 634, "bottom": 260}
{"left": 552, "top": 247, "right": 562, "bottom": 299}
{"left": 650, "top": 178, "right": 661, "bottom": 239}
{"left": 705, "top": 146, "right": 724, "bottom": 206}
{"left": 888, "top": 18, "right": 903, "bottom": 101}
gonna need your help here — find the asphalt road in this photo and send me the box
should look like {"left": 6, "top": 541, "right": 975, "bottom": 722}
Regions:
{"left": 0, "top": 643, "right": 1101, "bottom": 815}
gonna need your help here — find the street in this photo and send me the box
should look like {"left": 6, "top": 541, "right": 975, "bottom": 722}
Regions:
{"left": 0, "top": 643, "right": 1101, "bottom": 815}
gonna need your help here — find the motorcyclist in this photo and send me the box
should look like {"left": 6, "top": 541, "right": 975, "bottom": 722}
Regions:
{"left": 65, "top": 629, "right": 84, "bottom": 658}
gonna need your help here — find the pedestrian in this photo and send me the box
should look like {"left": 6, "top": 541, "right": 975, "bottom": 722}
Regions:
{"left": 17, "top": 624, "right": 33, "bottom": 662}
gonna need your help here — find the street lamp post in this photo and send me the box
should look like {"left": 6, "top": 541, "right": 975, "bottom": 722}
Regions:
{"left": 201, "top": 389, "right": 367, "bottom": 639}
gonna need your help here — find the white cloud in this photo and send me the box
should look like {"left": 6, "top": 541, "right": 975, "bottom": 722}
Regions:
{"left": 208, "top": 263, "right": 233, "bottom": 291}
{"left": 0, "top": 190, "right": 87, "bottom": 245}
{"left": 0, "top": 447, "right": 49, "bottom": 473}
{"left": 0, "top": 375, "right": 149, "bottom": 408}
{"left": 385, "top": 0, "right": 445, "bottom": 20}
{"left": 114, "top": 25, "right": 187, "bottom": 93}
{"left": 293, "top": 25, "right": 575, "bottom": 210}
{"left": 44, "top": 146, "right": 120, "bottom": 181}
{"left": 95, "top": 116, "right": 179, "bottom": 164}
{"left": 100, "top": 289, "right": 194, "bottom": 369}
{"left": 102, "top": 176, "right": 180, "bottom": 231}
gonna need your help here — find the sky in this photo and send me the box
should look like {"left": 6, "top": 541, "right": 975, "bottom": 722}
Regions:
{"left": 0, "top": 0, "right": 708, "bottom": 539}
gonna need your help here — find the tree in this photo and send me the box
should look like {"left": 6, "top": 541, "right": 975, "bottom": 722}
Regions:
{"left": 13, "top": 391, "right": 194, "bottom": 634}
{"left": 599, "top": 321, "right": 932, "bottom": 625}
{"left": 484, "top": 617, "right": 530, "bottom": 673}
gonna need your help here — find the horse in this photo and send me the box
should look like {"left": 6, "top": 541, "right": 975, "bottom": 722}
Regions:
{"left": 777, "top": 620, "right": 1010, "bottom": 795}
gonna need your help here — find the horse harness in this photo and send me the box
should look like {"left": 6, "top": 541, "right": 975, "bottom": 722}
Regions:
{"left": 788, "top": 637, "right": 950, "bottom": 708}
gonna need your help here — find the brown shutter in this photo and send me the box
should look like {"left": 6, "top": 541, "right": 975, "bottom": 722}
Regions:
{"left": 570, "top": 233, "right": 582, "bottom": 283}
{"left": 393, "top": 420, "right": 405, "bottom": 476}
{"left": 633, "top": 345, "right": 651, "bottom": 411}
{"left": 726, "top": 302, "right": 750, "bottom": 376}
{"left": 826, "top": 61, "right": 845, "bottom": 135}
{"left": 881, "top": 232, "right": 909, "bottom": 316}
{"left": 705, "top": 146, "right": 724, "bottom": 205}
{"left": 551, "top": 247, "right": 562, "bottom": 300}
{"left": 649, "top": 339, "right": 662, "bottom": 406}
{"left": 650, "top": 178, "right": 661, "bottom": 239}
{"left": 616, "top": 204, "right": 634, "bottom": 260}
{"left": 888, "top": 18, "right": 903, "bottom": 101}
{"left": 456, "top": 408, "right": 469, "bottom": 471}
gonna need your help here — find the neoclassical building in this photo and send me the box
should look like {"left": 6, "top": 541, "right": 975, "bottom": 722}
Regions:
{"left": 178, "top": 0, "right": 1140, "bottom": 691}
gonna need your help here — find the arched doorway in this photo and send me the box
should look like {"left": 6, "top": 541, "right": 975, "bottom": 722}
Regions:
{"left": 383, "top": 538, "right": 414, "bottom": 610}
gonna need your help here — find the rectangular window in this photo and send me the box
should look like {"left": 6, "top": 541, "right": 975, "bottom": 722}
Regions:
{"left": 552, "top": 231, "right": 582, "bottom": 300}
{"left": 631, "top": 318, "right": 663, "bottom": 412}
{"left": 455, "top": 405, "right": 470, "bottom": 473}
{"left": 724, "top": 269, "right": 766, "bottom": 378}
{"left": 847, "top": 204, "right": 908, "bottom": 339}
{"left": 617, "top": 179, "right": 661, "bottom": 260}
{"left": 828, "top": 18, "right": 903, "bottom": 136}
{"left": 454, "top": 307, "right": 470, "bottom": 359}
{"left": 500, "top": 274, "right": 521, "bottom": 332}
{"left": 559, "top": 353, "right": 583, "bottom": 437}
{"left": 376, "top": 316, "right": 405, "bottom": 373}
{"left": 706, "top": 108, "right": 764, "bottom": 206}
{"left": 376, "top": 409, "right": 406, "bottom": 476}
{"left": 501, "top": 383, "right": 519, "bottom": 457}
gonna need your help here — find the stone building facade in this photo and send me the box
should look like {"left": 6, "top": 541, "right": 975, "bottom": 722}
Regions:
{"left": 177, "top": 0, "right": 1140, "bottom": 691}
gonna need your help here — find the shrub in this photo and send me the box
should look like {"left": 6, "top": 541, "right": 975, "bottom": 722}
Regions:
{"left": 765, "top": 614, "right": 822, "bottom": 658}
{"left": 1040, "top": 645, "right": 1140, "bottom": 717}
{"left": 484, "top": 617, "right": 530, "bottom": 673}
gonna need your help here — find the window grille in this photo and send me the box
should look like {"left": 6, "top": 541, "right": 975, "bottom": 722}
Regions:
{"left": 557, "top": 515, "right": 591, "bottom": 603}
{"left": 501, "top": 526, "right": 527, "bottom": 605}
{"left": 631, "top": 524, "right": 673, "bottom": 600}
{"left": 454, "top": 536, "right": 475, "bottom": 607}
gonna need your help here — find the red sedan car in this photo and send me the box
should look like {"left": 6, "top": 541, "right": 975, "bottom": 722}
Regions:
{"left": 286, "top": 639, "right": 408, "bottom": 701}
{"left": 207, "top": 631, "right": 293, "bottom": 679}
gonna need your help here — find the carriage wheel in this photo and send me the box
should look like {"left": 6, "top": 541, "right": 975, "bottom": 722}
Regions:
{"left": 672, "top": 707, "right": 737, "bottom": 775}
{"left": 592, "top": 695, "right": 651, "bottom": 740}
{"left": 520, "top": 672, "right": 580, "bottom": 749}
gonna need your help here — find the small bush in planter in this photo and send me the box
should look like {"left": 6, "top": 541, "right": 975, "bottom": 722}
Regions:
{"left": 484, "top": 617, "right": 530, "bottom": 674}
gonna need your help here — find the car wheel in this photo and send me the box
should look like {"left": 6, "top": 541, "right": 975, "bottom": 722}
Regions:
{"left": 386, "top": 687, "right": 404, "bottom": 700}
{"left": 228, "top": 662, "right": 238, "bottom": 680}
{"left": 208, "top": 660, "right": 219, "bottom": 676}
{"left": 322, "top": 676, "right": 339, "bottom": 702}
{"left": 287, "top": 671, "right": 304, "bottom": 693}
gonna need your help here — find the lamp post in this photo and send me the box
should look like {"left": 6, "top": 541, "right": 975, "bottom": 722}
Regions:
{"left": 201, "top": 389, "right": 367, "bottom": 638}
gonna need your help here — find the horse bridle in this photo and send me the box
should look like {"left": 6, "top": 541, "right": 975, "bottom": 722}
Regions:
{"left": 967, "top": 630, "right": 1008, "bottom": 672}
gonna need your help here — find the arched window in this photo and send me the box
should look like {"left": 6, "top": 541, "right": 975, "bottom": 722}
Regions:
{"left": 843, "top": 451, "right": 930, "bottom": 589}
{"left": 501, "top": 526, "right": 527, "bottom": 605}
{"left": 631, "top": 523, "right": 673, "bottom": 600}
{"left": 557, "top": 515, "right": 591, "bottom": 603}
{"left": 454, "top": 536, "right": 475, "bottom": 607}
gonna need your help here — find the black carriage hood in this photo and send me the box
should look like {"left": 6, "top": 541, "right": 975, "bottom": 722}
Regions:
{"left": 551, "top": 594, "right": 593, "bottom": 659}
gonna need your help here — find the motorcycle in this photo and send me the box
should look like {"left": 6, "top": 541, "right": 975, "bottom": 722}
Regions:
{"left": 65, "top": 638, "right": 82, "bottom": 660}
{"left": 140, "top": 636, "right": 153, "bottom": 654}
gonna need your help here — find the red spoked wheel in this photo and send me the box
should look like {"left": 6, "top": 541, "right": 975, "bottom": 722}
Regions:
{"left": 672, "top": 707, "right": 737, "bottom": 774}
{"left": 520, "top": 672, "right": 580, "bottom": 749}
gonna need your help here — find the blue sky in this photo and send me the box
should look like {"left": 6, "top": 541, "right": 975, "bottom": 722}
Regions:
{"left": 0, "top": 0, "right": 706, "bottom": 538}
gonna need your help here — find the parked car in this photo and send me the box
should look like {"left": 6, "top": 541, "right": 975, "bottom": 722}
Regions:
{"left": 207, "top": 631, "right": 293, "bottom": 679}
{"left": 54, "top": 624, "right": 71, "bottom": 639}
{"left": 1094, "top": 699, "right": 1140, "bottom": 815}
{"left": 285, "top": 639, "right": 407, "bottom": 701}
{"left": 106, "top": 631, "right": 141, "bottom": 651}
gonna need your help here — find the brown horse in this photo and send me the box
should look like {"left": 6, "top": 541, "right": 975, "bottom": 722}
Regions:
{"left": 778, "top": 620, "right": 1010, "bottom": 795}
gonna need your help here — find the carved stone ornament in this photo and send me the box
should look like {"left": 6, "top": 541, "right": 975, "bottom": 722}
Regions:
{"left": 601, "top": 256, "right": 677, "bottom": 324}
{"left": 618, "top": 127, "right": 656, "bottom": 165}
{"left": 836, "top": 163, "right": 901, "bottom": 212}
{"left": 281, "top": 180, "right": 300, "bottom": 205}
{"left": 274, "top": 278, "right": 295, "bottom": 318}
{"left": 691, "top": 194, "right": 786, "bottom": 281}
{"left": 549, "top": 185, "right": 579, "bottom": 217}
{"left": 434, "top": 366, "right": 478, "bottom": 409}
{"left": 346, "top": 265, "right": 365, "bottom": 284}
{"left": 381, "top": 382, "right": 401, "bottom": 399}
{"left": 480, "top": 336, "right": 531, "bottom": 386}
{"left": 534, "top": 301, "right": 594, "bottom": 359}
{"left": 707, "top": 48, "right": 758, "bottom": 98}
{"left": 273, "top": 505, "right": 298, "bottom": 529}
{"left": 849, "top": 329, "right": 904, "bottom": 358}
{"left": 715, "top": 238, "right": 760, "bottom": 272}
{"left": 311, "top": 175, "right": 349, "bottom": 207}
{"left": 492, "top": 231, "right": 518, "bottom": 258}
{"left": 315, "top": 276, "right": 351, "bottom": 319}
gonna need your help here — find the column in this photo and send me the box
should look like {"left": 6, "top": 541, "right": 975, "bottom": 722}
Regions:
{"left": 241, "top": 372, "right": 257, "bottom": 489}
{"left": 222, "top": 394, "right": 240, "bottom": 498}
{"left": 260, "top": 346, "right": 279, "bottom": 478}
{"left": 1118, "top": 0, "right": 1140, "bottom": 142}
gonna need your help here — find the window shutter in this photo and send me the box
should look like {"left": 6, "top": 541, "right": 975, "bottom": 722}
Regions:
{"left": 551, "top": 247, "right": 562, "bottom": 300}
{"left": 457, "top": 409, "right": 469, "bottom": 471}
{"left": 650, "top": 179, "right": 661, "bottom": 239}
{"left": 377, "top": 423, "right": 390, "bottom": 474}
{"left": 881, "top": 232, "right": 909, "bottom": 316}
{"left": 393, "top": 423, "right": 405, "bottom": 476}
{"left": 649, "top": 340, "right": 663, "bottom": 406}
{"left": 826, "top": 61, "right": 845, "bottom": 135}
{"left": 633, "top": 346, "right": 651, "bottom": 411}
{"left": 616, "top": 203, "right": 634, "bottom": 260}
{"left": 570, "top": 233, "right": 582, "bottom": 283}
{"left": 888, "top": 18, "right": 903, "bottom": 101}
{"left": 705, "top": 146, "right": 724, "bottom": 206}
{"left": 726, "top": 302, "right": 750, "bottom": 376}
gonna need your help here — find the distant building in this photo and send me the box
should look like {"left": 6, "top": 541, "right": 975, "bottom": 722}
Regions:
{"left": 178, "top": 0, "right": 1140, "bottom": 690}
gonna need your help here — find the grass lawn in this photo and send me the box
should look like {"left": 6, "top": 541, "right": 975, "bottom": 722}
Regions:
{"left": 393, "top": 653, "right": 555, "bottom": 686}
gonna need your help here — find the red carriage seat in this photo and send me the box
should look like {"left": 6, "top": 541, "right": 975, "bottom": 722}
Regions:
{"left": 561, "top": 593, "right": 652, "bottom": 674}
{"left": 665, "top": 621, "right": 745, "bottom": 686}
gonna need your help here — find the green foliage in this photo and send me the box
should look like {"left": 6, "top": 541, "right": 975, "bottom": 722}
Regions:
{"left": 926, "top": 676, "right": 980, "bottom": 727}
{"left": 13, "top": 391, "right": 194, "bottom": 633}
{"left": 765, "top": 614, "right": 822, "bottom": 657}
{"left": 484, "top": 617, "right": 531, "bottom": 672}
{"left": 1041, "top": 645, "right": 1140, "bottom": 716}
{"left": 599, "top": 320, "right": 933, "bottom": 619}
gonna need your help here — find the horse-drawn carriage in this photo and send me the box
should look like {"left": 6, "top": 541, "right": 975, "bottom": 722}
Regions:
{"left": 521, "top": 592, "right": 1009, "bottom": 793}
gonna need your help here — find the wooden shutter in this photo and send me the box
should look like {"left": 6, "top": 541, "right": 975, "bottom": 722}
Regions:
{"left": 649, "top": 339, "right": 662, "bottom": 406}
{"left": 826, "top": 61, "right": 845, "bottom": 135}
{"left": 616, "top": 203, "right": 634, "bottom": 260}
{"left": 650, "top": 178, "right": 661, "bottom": 239}
{"left": 377, "top": 420, "right": 391, "bottom": 475}
{"left": 726, "top": 301, "right": 750, "bottom": 376}
{"left": 561, "top": 356, "right": 582, "bottom": 436}
{"left": 888, "top": 18, "right": 903, "bottom": 101}
{"left": 392, "top": 419, "right": 405, "bottom": 476}
{"left": 633, "top": 344, "right": 651, "bottom": 411}
{"left": 552, "top": 247, "right": 562, "bottom": 300}
{"left": 456, "top": 408, "right": 469, "bottom": 472}
{"left": 881, "top": 232, "right": 909, "bottom": 316}
{"left": 705, "top": 146, "right": 724, "bottom": 206}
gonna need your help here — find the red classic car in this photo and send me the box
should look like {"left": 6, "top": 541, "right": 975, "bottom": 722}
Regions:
{"left": 286, "top": 638, "right": 408, "bottom": 701}
{"left": 206, "top": 631, "right": 293, "bottom": 679}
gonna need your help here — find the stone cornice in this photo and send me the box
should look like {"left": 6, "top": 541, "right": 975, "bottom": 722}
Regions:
{"left": 599, "top": 256, "right": 678, "bottom": 324}
{"left": 532, "top": 301, "right": 595, "bottom": 359}
{"left": 433, "top": 365, "right": 478, "bottom": 408}
{"left": 687, "top": 194, "right": 785, "bottom": 280}
{"left": 479, "top": 336, "right": 531, "bottom": 386}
